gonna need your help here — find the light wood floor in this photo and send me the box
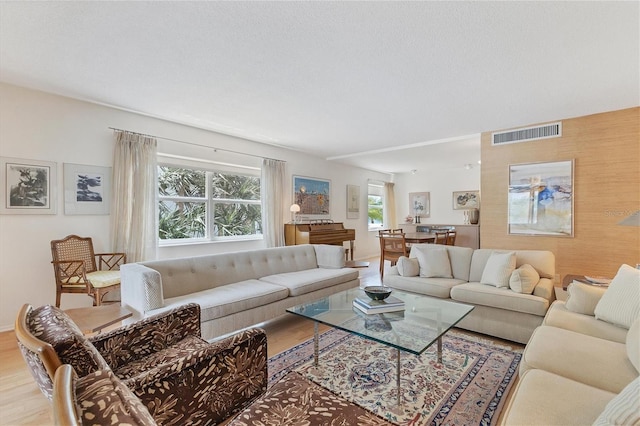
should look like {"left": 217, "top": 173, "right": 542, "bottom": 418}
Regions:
{"left": 0, "top": 257, "right": 522, "bottom": 425}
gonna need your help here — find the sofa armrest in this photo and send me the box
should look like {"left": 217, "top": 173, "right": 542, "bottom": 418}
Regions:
{"left": 123, "top": 327, "right": 268, "bottom": 425}
{"left": 90, "top": 303, "right": 201, "bottom": 370}
{"left": 120, "top": 263, "right": 164, "bottom": 314}
{"left": 533, "top": 277, "right": 555, "bottom": 301}
{"left": 313, "top": 244, "right": 346, "bottom": 269}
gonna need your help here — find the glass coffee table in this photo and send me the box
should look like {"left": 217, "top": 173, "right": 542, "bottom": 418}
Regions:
{"left": 287, "top": 287, "right": 474, "bottom": 408}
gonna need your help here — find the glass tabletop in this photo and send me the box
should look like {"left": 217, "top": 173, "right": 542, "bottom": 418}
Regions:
{"left": 287, "top": 287, "right": 474, "bottom": 355}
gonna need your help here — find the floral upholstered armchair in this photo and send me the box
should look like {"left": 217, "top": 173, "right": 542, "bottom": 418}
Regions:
{"left": 16, "top": 302, "right": 267, "bottom": 425}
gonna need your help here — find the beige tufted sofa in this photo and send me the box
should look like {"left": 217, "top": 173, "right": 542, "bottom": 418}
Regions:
{"left": 121, "top": 244, "right": 360, "bottom": 340}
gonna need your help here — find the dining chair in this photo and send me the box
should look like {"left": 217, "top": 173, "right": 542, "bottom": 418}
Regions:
{"left": 434, "top": 231, "right": 448, "bottom": 245}
{"left": 51, "top": 235, "right": 126, "bottom": 307}
{"left": 446, "top": 230, "right": 457, "bottom": 246}
{"left": 378, "top": 232, "right": 408, "bottom": 280}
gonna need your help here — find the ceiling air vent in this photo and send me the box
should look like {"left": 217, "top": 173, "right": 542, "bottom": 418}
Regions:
{"left": 492, "top": 122, "right": 562, "bottom": 146}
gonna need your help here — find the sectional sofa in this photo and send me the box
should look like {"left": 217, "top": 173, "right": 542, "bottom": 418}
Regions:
{"left": 121, "top": 244, "right": 360, "bottom": 340}
{"left": 383, "top": 244, "right": 556, "bottom": 344}
{"left": 501, "top": 264, "right": 640, "bottom": 425}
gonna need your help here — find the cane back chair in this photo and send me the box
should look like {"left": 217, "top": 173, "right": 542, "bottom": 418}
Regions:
{"left": 378, "top": 231, "right": 408, "bottom": 280}
{"left": 51, "top": 235, "right": 126, "bottom": 307}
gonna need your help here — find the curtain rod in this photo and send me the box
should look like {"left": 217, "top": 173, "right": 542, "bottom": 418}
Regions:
{"left": 108, "top": 127, "right": 286, "bottom": 163}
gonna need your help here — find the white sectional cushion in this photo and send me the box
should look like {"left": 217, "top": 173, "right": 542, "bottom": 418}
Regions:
{"left": 543, "top": 301, "right": 628, "bottom": 343}
{"left": 451, "top": 282, "right": 549, "bottom": 316}
{"left": 595, "top": 264, "right": 640, "bottom": 329}
{"left": 396, "top": 256, "right": 419, "bottom": 277}
{"left": 480, "top": 251, "right": 516, "bottom": 288}
{"left": 593, "top": 377, "right": 640, "bottom": 426}
{"left": 565, "top": 281, "right": 607, "bottom": 316}
{"left": 509, "top": 264, "right": 540, "bottom": 294}
{"left": 260, "top": 268, "right": 359, "bottom": 297}
{"left": 384, "top": 274, "right": 466, "bottom": 299}
{"left": 414, "top": 247, "right": 453, "bottom": 278}
{"left": 627, "top": 318, "right": 640, "bottom": 373}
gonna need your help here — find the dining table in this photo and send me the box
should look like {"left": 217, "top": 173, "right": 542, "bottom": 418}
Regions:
{"left": 402, "top": 232, "right": 436, "bottom": 244}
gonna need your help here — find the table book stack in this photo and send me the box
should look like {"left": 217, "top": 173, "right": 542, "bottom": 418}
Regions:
{"left": 353, "top": 295, "right": 405, "bottom": 314}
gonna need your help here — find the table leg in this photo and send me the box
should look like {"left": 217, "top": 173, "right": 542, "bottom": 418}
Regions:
{"left": 437, "top": 336, "right": 443, "bottom": 364}
{"left": 390, "top": 348, "right": 403, "bottom": 415}
{"left": 349, "top": 240, "right": 354, "bottom": 261}
{"left": 309, "top": 322, "right": 323, "bottom": 375}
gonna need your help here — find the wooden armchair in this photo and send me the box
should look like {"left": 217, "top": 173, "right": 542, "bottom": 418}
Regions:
{"left": 434, "top": 231, "right": 449, "bottom": 244}
{"left": 50, "top": 235, "right": 126, "bottom": 307}
{"left": 378, "top": 231, "right": 408, "bottom": 279}
{"left": 446, "top": 230, "right": 457, "bottom": 246}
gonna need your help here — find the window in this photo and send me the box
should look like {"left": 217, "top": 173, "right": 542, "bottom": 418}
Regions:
{"left": 158, "top": 164, "right": 262, "bottom": 243}
{"left": 368, "top": 181, "right": 384, "bottom": 230}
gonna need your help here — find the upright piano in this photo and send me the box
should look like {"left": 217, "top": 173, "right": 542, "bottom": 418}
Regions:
{"left": 284, "top": 222, "right": 356, "bottom": 260}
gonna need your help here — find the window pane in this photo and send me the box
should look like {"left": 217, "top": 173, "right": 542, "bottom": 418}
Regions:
{"left": 368, "top": 195, "right": 384, "bottom": 226}
{"left": 213, "top": 203, "right": 262, "bottom": 236}
{"left": 158, "top": 166, "right": 206, "bottom": 197}
{"left": 159, "top": 200, "right": 206, "bottom": 239}
{"left": 211, "top": 173, "right": 260, "bottom": 200}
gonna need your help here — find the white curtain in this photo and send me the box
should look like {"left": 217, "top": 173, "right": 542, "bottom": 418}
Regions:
{"left": 261, "top": 158, "right": 286, "bottom": 247}
{"left": 111, "top": 131, "right": 158, "bottom": 262}
{"left": 384, "top": 182, "right": 397, "bottom": 229}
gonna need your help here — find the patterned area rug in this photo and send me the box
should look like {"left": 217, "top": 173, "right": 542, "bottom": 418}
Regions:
{"left": 268, "top": 328, "right": 522, "bottom": 425}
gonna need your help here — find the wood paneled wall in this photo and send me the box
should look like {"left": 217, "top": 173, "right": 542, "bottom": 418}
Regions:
{"left": 480, "top": 107, "right": 639, "bottom": 285}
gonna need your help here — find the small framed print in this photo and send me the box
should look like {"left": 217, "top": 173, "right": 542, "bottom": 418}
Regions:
{"left": 0, "top": 157, "right": 57, "bottom": 214}
{"left": 64, "top": 163, "right": 111, "bottom": 215}
{"left": 293, "top": 175, "right": 331, "bottom": 219}
{"left": 453, "top": 190, "right": 480, "bottom": 210}
{"left": 346, "top": 184, "right": 360, "bottom": 219}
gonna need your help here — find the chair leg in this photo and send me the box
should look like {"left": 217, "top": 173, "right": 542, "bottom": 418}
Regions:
{"left": 55, "top": 291, "right": 61, "bottom": 308}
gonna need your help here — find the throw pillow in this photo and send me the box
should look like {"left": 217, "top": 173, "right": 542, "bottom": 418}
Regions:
{"left": 414, "top": 247, "right": 453, "bottom": 278}
{"left": 594, "top": 264, "right": 640, "bottom": 329}
{"left": 509, "top": 264, "right": 540, "bottom": 294}
{"left": 480, "top": 251, "right": 516, "bottom": 288}
{"left": 396, "top": 256, "right": 419, "bottom": 277}
{"left": 592, "top": 377, "right": 640, "bottom": 426}
{"left": 565, "top": 281, "right": 607, "bottom": 316}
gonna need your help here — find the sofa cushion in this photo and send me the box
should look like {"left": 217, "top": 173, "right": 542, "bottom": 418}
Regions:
{"left": 28, "top": 305, "right": 109, "bottom": 377}
{"left": 593, "top": 377, "right": 640, "bottom": 426}
{"left": 595, "top": 264, "right": 640, "bottom": 329}
{"left": 543, "top": 301, "right": 628, "bottom": 343}
{"left": 469, "top": 249, "right": 555, "bottom": 283}
{"left": 396, "top": 256, "right": 419, "bottom": 277}
{"left": 501, "top": 369, "right": 615, "bottom": 426}
{"left": 408, "top": 244, "right": 473, "bottom": 281}
{"left": 260, "top": 268, "right": 359, "bottom": 297}
{"left": 520, "top": 325, "right": 637, "bottom": 394}
{"left": 414, "top": 246, "right": 452, "bottom": 278}
{"left": 450, "top": 283, "right": 549, "bottom": 316}
{"left": 509, "top": 264, "right": 540, "bottom": 294}
{"left": 627, "top": 318, "right": 640, "bottom": 373}
{"left": 163, "top": 280, "right": 289, "bottom": 322}
{"left": 480, "top": 251, "right": 515, "bottom": 288}
{"left": 565, "top": 281, "right": 607, "bottom": 316}
{"left": 383, "top": 273, "right": 466, "bottom": 298}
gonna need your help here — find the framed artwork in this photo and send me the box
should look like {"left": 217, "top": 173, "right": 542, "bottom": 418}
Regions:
{"left": 346, "top": 184, "right": 360, "bottom": 219}
{"left": 64, "top": 163, "right": 111, "bottom": 215}
{"left": 453, "top": 190, "right": 480, "bottom": 210}
{"left": 409, "top": 192, "right": 430, "bottom": 219}
{"left": 293, "top": 175, "right": 331, "bottom": 219}
{"left": 508, "top": 160, "right": 573, "bottom": 236}
{"left": 0, "top": 157, "right": 57, "bottom": 214}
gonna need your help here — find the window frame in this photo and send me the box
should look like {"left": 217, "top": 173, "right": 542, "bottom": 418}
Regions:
{"left": 367, "top": 181, "right": 385, "bottom": 231}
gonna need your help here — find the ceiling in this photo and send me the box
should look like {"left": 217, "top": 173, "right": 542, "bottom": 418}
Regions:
{"left": 1, "top": 2, "right": 638, "bottom": 174}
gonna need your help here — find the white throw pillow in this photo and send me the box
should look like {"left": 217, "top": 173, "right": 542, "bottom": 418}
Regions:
{"left": 565, "top": 281, "right": 607, "bottom": 316}
{"left": 480, "top": 251, "right": 516, "bottom": 288}
{"left": 592, "top": 377, "right": 640, "bottom": 426}
{"left": 509, "top": 264, "right": 540, "bottom": 294}
{"left": 594, "top": 264, "right": 640, "bottom": 329}
{"left": 414, "top": 247, "right": 452, "bottom": 278}
{"left": 396, "top": 256, "right": 419, "bottom": 277}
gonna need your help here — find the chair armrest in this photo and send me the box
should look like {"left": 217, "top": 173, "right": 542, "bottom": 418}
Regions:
{"left": 123, "top": 328, "right": 267, "bottom": 425}
{"left": 95, "top": 252, "right": 127, "bottom": 271}
{"left": 90, "top": 303, "right": 201, "bottom": 369}
{"left": 120, "top": 263, "right": 164, "bottom": 313}
{"left": 51, "top": 260, "right": 90, "bottom": 286}
{"left": 313, "top": 244, "right": 346, "bottom": 269}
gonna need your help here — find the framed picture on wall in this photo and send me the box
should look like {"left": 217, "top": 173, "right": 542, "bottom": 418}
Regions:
{"left": 453, "top": 190, "right": 480, "bottom": 210}
{"left": 293, "top": 175, "right": 331, "bottom": 219}
{"left": 0, "top": 157, "right": 57, "bottom": 214}
{"left": 346, "top": 184, "right": 360, "bottom": 219}
{"left": 64, "top": 163, "right": 112, "bottom": 215}
{"left": 508, "top": 160, "right": 573, "bottom": 236}
{"left": 409, "top": 192, "right": 430, "bottom": 220}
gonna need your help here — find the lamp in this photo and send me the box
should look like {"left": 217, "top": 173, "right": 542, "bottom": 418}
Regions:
{"left": 290, "top": 204, "right": 300, "bottom": 223}
{"left": 618, "top": 210, "right": 640, "bottom": 226}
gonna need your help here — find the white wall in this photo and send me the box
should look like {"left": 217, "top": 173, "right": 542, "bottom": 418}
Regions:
{"left": 393, "top": 165, "right": 481, "bottom": 226}
{"left": 0, "top": 83, "right": 390, "bottom": 331}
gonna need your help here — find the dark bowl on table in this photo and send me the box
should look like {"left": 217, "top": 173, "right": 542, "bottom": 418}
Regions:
{"left": 364, "top": 286, "right": 392, "bottom": 300}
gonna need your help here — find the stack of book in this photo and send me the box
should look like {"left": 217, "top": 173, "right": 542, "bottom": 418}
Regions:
{"left": 353, "top": 295, "right": 405, "bottom": 314}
